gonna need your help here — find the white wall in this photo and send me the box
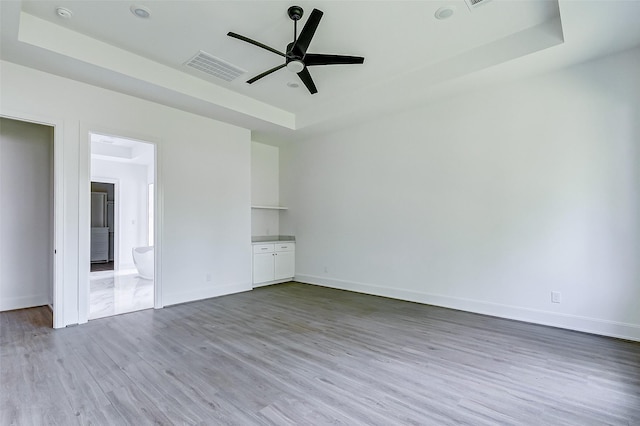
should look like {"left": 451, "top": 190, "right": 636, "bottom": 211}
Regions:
{"left": 91, "top": 159, "right": 148, "bottom": 268}
{"left": 281, "top": 47, "right": 640, "bottom": 341}
{"left": 0, "top": 118, "right": 53, "bottom": 311}
{"left": 251, "top": 141, "right": 280, "bottom": 236}
{"left": 1, "top": 60, "right": 252, "bottom": 326}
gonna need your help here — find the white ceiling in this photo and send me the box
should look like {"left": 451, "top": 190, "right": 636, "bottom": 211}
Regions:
{"left": 91, "top": 133, "right": 154, "bottom": 166}
{"left": 2, "top": 1, "right": 640, "bottom": 142}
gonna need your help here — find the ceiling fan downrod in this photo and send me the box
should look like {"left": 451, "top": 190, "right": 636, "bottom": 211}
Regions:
{"left": 288, "top": 5, "right": 304, "bottom": 43}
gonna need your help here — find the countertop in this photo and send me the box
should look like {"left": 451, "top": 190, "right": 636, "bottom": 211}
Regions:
{"left": 251, "top": 235, "right": 296, "bottom": 243}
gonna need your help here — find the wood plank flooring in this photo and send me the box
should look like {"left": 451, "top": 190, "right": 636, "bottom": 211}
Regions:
{"left": 1, "top": 282, "right": 639, "bottom": 425}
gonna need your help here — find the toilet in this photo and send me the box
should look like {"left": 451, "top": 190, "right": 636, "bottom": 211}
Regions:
{"left": 132, "top": 246, "right": 154, "bottom": 280}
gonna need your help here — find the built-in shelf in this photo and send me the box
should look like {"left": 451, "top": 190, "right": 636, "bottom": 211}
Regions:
{"left": 251, "top": 205, "right": 288, "bottom": 210}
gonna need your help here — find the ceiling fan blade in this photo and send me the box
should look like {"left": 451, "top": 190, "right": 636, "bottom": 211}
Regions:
{"left": 227, "top": 32, "right": 285, "bottom": 57}
{"left": 247, "top": 63, "right": 286, "bottom": 84}
{"left": 292, "top": 9, "right": 323, "bottom": 57}
{"left": 304, "top": 54, "right": 365, "bottom": 66}
{"left": 297, "top": 67, "right": 318, "bottom": 94}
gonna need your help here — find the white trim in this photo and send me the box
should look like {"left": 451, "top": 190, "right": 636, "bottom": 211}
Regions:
{"left": 78, "top": 126, "right": 90, "bottom": 324}
{"left": 251, "top": 205, "right": 288, "bottom": 210}
{"left": 53, "top": 120, "right": 64, "bottom": 329}
{"left": 153, "top": 141, "right": 162, "bottom": 309}
{"left": 0, "top": 295, "right": 50, "bottom": 312}
{"left": 295, "top": 274, "right": 640, "bottom": 342}
{"left": 252, "top": 278, "right": 293, "bottom": 288}
{"left": 164, "top": 282, "right": 252, "bottom": 307}
{"left": 0, "top": 110, "right": 65, "bottom": 329}
{"left": 147, "top": 183, "right": 154, "bottom": 246}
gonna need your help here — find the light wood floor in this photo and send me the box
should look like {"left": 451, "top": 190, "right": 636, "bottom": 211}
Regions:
{"left": 1, "top": 282, "right": 639, "bottom": 425}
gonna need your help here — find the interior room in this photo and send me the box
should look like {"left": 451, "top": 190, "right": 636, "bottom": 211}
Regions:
{"left": 1, "top": 0, "right": 639, "bottom": 424}
{"left": 0, "top": 117, "right": 53, "bottom": 315}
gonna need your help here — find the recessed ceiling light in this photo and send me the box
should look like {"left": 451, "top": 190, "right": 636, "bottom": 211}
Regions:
{"left": 286, "top": 82, "right": 299, "bottom": 88}
{"left": 434, "top": 6, "right": 455, "bottom": 20}
{"left": 130, "top": 5, "right": 151, "bottom": 19}
{"left": 56, "top": 7, "right": 73, "bottom": 19}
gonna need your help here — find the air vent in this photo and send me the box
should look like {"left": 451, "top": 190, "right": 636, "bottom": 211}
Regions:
{"left": 464, "top": 0, "right": 492, "bottom": 10}
{"left": 185, "top": 51, "right": 246, "bottom": 82}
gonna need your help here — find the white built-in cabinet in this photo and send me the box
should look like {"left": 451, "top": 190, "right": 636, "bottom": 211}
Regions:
{"left": 252, "top": 242, "right": 295, "bottom": 286}
{"left": 251, "top": 141, "right": 295, "bottom": 287}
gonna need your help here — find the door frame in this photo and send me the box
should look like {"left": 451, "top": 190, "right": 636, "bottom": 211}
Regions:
{"left": 0, "top": 111, "right": 65, "bottom": 329}
{"left": 79, "top": 125, "right": 162, "bottom": 323}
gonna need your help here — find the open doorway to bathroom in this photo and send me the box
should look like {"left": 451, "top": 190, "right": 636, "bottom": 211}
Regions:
{"left": 89, "top": 132, "right": 155, "bottom": 320}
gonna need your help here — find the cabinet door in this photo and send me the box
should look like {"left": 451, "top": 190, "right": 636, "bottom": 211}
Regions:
{"left": 274, "top": 251, "right": 295, "bottom": 280}
{"left": 91, "top": 228, "right": 109, "bottom": 262}
{"left": 253, "top": 253, "right": 275, "bottom": 284}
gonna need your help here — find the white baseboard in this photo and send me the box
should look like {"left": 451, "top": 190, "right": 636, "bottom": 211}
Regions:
{"left": 253, "top": 278, "right": 293, "bottom": 288}
{"left": 164, "top": 281, "right": 251, "bottom": 307}
{"left": 0, "top": 294, "right": 50, "bottom": 312}
{"left": 295, "top": 274, "right": 640, "bottom": 342}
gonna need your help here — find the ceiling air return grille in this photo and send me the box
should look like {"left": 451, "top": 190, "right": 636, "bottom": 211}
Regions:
{"left": 465, "top": 0, "right": 492, "bottom": 10}
{"left": 185, "top": 51, "right": 246, "bottom": 82}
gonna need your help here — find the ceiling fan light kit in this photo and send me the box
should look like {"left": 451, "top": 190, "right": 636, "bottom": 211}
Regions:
{"left": 227, "top": 5, "right": 365, "bottom": 94}
{"left": 286, "top": 60, "right": 305, "bottom": 73}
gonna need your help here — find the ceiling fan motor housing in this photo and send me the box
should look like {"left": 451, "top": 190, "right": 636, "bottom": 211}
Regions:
{"left": 286, "top": 42, "right": 302, "bottom": 61}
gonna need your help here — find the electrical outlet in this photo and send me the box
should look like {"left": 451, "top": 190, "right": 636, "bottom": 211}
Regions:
{"left": 323, "top": 266, "right": 328, "bottom": 273}
{"left": 206, "top": 273, "right": 212, "bottom": 282}
{"left": 551, "top": 291, "right": 561, "bottom": 303}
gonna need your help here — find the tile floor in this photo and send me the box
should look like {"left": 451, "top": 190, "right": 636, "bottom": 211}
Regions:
{"left": 89, "top": 268, "right": 154, "bottom": 320}
{"left": 90, "top": 261, "right": 114, "bottom": 272}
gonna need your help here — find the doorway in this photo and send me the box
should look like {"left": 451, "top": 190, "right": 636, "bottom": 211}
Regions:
{"left": 88, "top": 132, "right": 156, "bottom": 320}
{"left": 0, "top": 117, "right": 54, "bottom": 326}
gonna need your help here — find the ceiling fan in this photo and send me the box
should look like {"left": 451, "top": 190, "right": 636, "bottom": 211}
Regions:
{"left": 227, "top": 5, "right": 365, "bottom": 94}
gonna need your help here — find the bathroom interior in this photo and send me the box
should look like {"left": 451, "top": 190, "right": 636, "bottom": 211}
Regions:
{"left": 89, "top": 132, "right": 155, "bottom": 320}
